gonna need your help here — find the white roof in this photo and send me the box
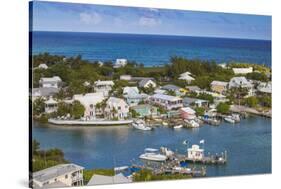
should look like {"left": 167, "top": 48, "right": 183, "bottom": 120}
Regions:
{"left": 107, "top": 97, "right": 127, "bottom": 106}
{"left": 180, "top": 107, "right": 195, "bottom": 114}
{"left": 73, "top": 92, "right": 105, "bottom": 107}
{"left": 94, "top": 80, "right": 114, "bottom": 86}
{"left": 151, "top": 93, "right": 182, "bottom": 102}
{"left": 180, "top": 71, "right": 192, "bottom": 77}
{"left": 123, "top": 86, "right": 139, "bottom": 95}
{"left": 211, "top": 81, "right": 228, "bottom": 86}
{"left": 179, "top": 74, "right": 195, "bottom": 81}
{"left": 44, "top": 98, "right": 57, "bottom": 104}
{"left": 40, "top": 76, "right": 62, "bottom": 83}
{"left": 229, "top": 77, "right": 253, "bottom": 88}
{"left": 38, "top": 64, "right": 48, "bottom": 69}
{"left": 232, "top": 67, "right": 253, "bottom": 74}
{"left": 87, "top": 173, "right": 131, "bottom": 186}
{"left": 258, "top": 82, "right": 272, "bottom": 93}
{"left": 33, "top": 164, "right": 84, "bottom": 183}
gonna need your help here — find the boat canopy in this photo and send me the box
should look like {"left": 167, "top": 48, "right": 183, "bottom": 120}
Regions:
{"left": 144, "top": 148, "right": 158, "bottom": 152}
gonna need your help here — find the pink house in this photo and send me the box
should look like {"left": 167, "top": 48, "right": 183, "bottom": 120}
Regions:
{"left": 180, "top": 107, "right": 196, "bottom": 120}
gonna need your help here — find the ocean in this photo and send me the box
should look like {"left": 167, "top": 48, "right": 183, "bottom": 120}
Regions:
{"left": 32, "top": 31, "right": 272, "bottom": 67}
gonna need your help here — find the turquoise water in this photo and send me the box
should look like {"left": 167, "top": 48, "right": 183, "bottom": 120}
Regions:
{"left": 33, "top": 116, "right": 271, "bottom": 177}
{"left": 32, "top": 31, "right": 272, "bottom": 67}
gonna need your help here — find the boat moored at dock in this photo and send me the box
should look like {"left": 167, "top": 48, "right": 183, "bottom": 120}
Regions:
{"left": 132, "top": 120, "right": 152, "bottom": 131}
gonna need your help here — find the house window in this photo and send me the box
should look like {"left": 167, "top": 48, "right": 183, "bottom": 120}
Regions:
{"left": 65, "top": 174, "right": 68, "bottom": 179}
{"left": 118, "top": 106, "right": 121, "bottom": 110}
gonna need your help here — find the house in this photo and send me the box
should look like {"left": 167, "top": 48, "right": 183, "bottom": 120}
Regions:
{"left": 87, "top": 173, "right": 132, "bottom": 186}
{"left": 197, "top": 90, "right": 228, "bottom": 104}
{"left": 183, "top": 97, "right": 209, "bottom": 107}
{"left": 131, "top": 104, "right": 158, "bottom": 118}
{"left": 218, "top": 63, "right": 227, "bottom": 69}
{"left": 73, "top": 92, "right": 105, "bottom": 120}
{"left": 32, "top": 87, "right": 59, "bottom": 101}
{"left": 149, "top": 94, "right": 183, "bottom": 110}
{"left": 114, "top": 59, "right": 127, "bottom": 68}
{"left": 186, "top": 86, "right": 201, "bottom": 93}
{"left": 229, "top": 76, "right": 254, "bottom": 96}
{"left": 257, "top": 82, "right": 272, "bottom": 94}
{"left": 38, "top": 63, "right": 48, "bottom": 69}
{"left": 123, "top": 86, "right": 148, "bottom": 106}
{"left": 44, "top": 98, "right": 58, "bottom": 113}
{"left": 161, "top": 84, "right": 181, "bottom": 95}
{"left": 39, "top": 76, "right": 62, "bottom": 88}
{"left": 187, "top": 145, "right": 204, "bottom": 161}
{"left": 210, "top": 81, "right": 228, "bottom": 94}
{"left": 180, "top": 107, "right": 196, "bottom": 120}
{"left": 232, "top": 67, "right": 253, "bottom": 75}
{"left": 138, "top": 79, "right": 156, "bottom": 88}
{"left": 32, "top": 164, "right": 84, "bottom": 188}
{"left": 94, "top": 80, "right": 114, "bottom": 97}
{"left": 154, "top": 89, "right": 166, "bottom": 94}
{"left": 120, "top": 75, "right": 132, "bottom": 81}
{"left": 178, "top": 71, "right": 195, "bottom": 84}
{"left": 104, "top": 97, "right": 129, "bottom": 120}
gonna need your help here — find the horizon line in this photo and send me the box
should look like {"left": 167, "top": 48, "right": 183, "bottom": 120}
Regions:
{"left": 32, "top": 30, "right": 271, "bottom": 41}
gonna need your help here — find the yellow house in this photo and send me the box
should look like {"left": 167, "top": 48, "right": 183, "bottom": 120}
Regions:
{"left": 210, "top": 81, "right": 228, "bottom": 94}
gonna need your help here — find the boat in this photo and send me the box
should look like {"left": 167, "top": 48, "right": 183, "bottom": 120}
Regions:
{"left": 201, "top": 116, "right": 220, "bottom": 126}
{"left": 139, "top": 148, "right": 167, "bottom": 162}
{"left": 184, "top": 119, "right": 200, "bottom": 128}
{"left": 132, "top": 120, "right": 152, "bottom": 131}
{"left": 114, "top": 166, "right": 129, "bottom": 172}
{"left": 173, "top": 124, "right": 183, "bottom": 129}
{"left": 231, "top": 114, "right": 240, "bottom": 122}
{"left": 224, "top": 116, "right": 235, "bottom": 124}
{"left": 162, "top": 121, "right": 168, "bottom": 126}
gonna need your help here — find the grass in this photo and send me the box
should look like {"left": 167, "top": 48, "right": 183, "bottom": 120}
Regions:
{"left": 133, "top": 169, "right": 192, "bottom": 182}
{"left": 83, "top": 169, "right": 115, "bottom": 184}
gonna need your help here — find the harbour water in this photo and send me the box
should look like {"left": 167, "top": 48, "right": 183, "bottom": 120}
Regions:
{"left": 33, "top": 116, "right": 271, "bottom": 177}
{"left": 32, "top": 31, "right": 272, "bottom": 67}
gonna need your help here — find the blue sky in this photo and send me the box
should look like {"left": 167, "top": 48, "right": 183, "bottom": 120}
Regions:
{"left": 31, "top": 1, "right": 272, "bottom": 40}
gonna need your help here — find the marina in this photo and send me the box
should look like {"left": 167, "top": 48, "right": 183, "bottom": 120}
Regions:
{"left": 33, "top": 116, "right": 271, "bottom": 177}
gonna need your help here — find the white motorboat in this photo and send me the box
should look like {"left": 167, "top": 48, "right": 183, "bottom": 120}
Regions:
{"left": 162, "top": 121, "right": 168, "bottom": 126}
{"left": 231, "top": 114, "right": 240, "bottom": 122}
{"left": 139, "top": 148, "right": 167, "bottom": 162}
{"left": 132, "top": 120, "right": 152, "bottom": 131}
{"left": 184, "top": 119, "right": 200, "bottom": 128}
{"left": 173, "top": 124, "right": 183, "bottom": 129}
{"left": 114, "top": 166, "right": 129, "bottom": 172}
{"left": 224, "top": 116, "right": 235, "bottom": 124}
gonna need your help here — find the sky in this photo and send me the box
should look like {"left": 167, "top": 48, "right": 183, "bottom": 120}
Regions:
{"left": 31, "top": 1, "right": 272, "bottom": 40}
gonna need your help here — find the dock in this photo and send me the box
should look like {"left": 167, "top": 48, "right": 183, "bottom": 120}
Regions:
{"left": 48, "top": 118, "right": 133, "bottom": 126}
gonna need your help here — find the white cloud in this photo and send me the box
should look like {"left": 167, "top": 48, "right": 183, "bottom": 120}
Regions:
{"left": 139, "top": 17, "right": 161, "bottom": 27}
{"left": 79, "top": 12, "right": 102, "bottom": 25}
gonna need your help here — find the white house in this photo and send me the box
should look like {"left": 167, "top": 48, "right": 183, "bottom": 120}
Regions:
{"left": 44, "top": 98, "right": 58, "bottom": 113}
{"left": 178, "top": 71, "right": 195, "bottom": 84}
{"left": 32, "top": 164, "right": 84, "bottom": 188}
{"left": 257, "top": 82, "right": 272, "bottom": 94}
{"left": 138, "top": 79, "right": 156, "bottom": 88}
{"left": 104, "top": 97, "right": 129, "bottom": 120}
{"left": 73, "top": 92, "right": 105, "bottom": 120}
{"left": 39, "top": 76, "right": 62, "bottom": 88}
{"left": 187, "top": 145, "right": 204, "bottom": 161}
{"left": 123, "top": 86, "right": 148, "bottom": 106}
{"left": 232, "top": 67, "right": 253, "bottom": 75}
{"left": 38, "top": 63, "right": 48, "bottom": 69}
{"left": 120, "top": 75, "right": 132, "bottom": 81}
{"left": 229, "top": 77, "right": 254, "bottom": 97}
{"left": 32, "top": 87, "right": 59, "bottom": 101}
{"left": 149, "top": 94, "right": 183, "bottom": 110}
{"left": 94, "top": 80, "right": 114, "bottom": 97}
{"left": 114, "top": 59, "right": 127, "bottom": 68}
